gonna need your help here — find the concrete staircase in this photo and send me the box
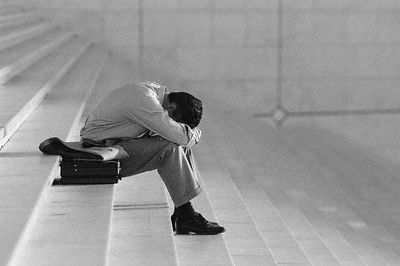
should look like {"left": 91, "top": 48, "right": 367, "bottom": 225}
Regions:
{"left": 0, "top": 3, "right": 399, "bottom": 266}
{"left": 0, "top": 5, "right": 232, "bottom": 266}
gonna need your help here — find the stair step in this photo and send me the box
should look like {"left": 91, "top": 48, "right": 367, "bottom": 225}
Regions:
{"left": 293, "top": 174, "right": 395, "bottom": 265}
{"left": 171, "top": 196, "right": 234, "bottom": 266}
{"left": 0, "top": 19, "right": 46, "bottom": 36}
{"left": 99, "top": 56, "right": 174, "bottom": 265}
{"left": 285, "top": 189, "right": 383, "bottom": 266}
{"left": 0, "top": 11, "right": 40, "bottom": 24}
{"left": 247, "top": 119, "right": 392, "bottom": 265}
{"left": 205, "top": 113, "right": 392, "bottom": 265}
{"left": 166, "top": 174, "right": 234, "bottom": 265}
{"left": 13, "top": 185, "right": 115, "bottom": 266}
{"left": 275, "top": 126, "right": 400, "bottom": 265}
{"left": 233, "top": 180, "right": 314, "bottom": 265}
{"left": 0, "top": 21, "right": 54, "bottom": 52}
{"left": 0, "top": 5, "right": 25, "bottom": 15}
{"left": 195, "top": 141, "right": 277, "bottom": 265}
{"left": 0, "top": 13, "right": 42, "bottom": 30}
{"left": 285, "top": 189, "right": 367, "bottom": 265}
{"left": 107, "top": 172, "right": 178, "bottom": 266}
{"left": 260, "top": 184, "right": 344, "bottom": 265}
{"left": 0, "top": 28, "right": 75, "bottom": 83}
{"left": 10, "top": 52, "right": 146, "bottom": 266}
{"left": 0, "top": 37, "right": 90, "bottom": 148}
{"left": 0, "top": 45, "right": 105, "bottom": 266}
{"left": 0, "top": 17, "right": 44, "bottom": 35}
{"left": 203, "top": 116, "right": 314, "bottom": 265}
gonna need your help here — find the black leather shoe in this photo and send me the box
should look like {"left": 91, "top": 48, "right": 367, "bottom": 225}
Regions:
{"left": 171, "top": 212, "right": 178, "bottom": 231}
{"left": 175, "top": 212, "right": 225, "bottom": 235}
{"left": 171, "top": 211, "right": 219, "bottom": 231}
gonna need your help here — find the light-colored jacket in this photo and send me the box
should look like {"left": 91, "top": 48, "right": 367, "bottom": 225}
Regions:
{"left": 80, "top": 82, "right": 200, "bottom": 147}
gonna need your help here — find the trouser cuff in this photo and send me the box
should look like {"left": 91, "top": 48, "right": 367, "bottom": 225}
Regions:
{"left": 174, "top": 186, "right": 202, "bottom": 207}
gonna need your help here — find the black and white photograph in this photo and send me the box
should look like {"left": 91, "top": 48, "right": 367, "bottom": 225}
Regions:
{"left": 1, "top": 0, "right": 400, "bottom": 265}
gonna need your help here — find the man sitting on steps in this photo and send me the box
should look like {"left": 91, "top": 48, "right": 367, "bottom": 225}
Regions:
{"left": 80, "top": 81, "right": 225, "bottom": 235}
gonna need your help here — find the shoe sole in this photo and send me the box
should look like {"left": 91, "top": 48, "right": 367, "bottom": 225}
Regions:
{"left": 175, "top": 226, "right": 225, "bottom": 235}
{"left": 171, "top": 215, "right": 220, "bottom": 232}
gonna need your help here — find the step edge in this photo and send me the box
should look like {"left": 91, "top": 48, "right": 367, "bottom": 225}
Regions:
{"left": 284, "top": 189, "right": 370, "bottom": 265}
{"left": 106, "top": 172, "right": 178, "bottom": 266}
{"left": 0, "top": 15, "right": 42, "bottom": 30}
{"left": 0, "top": 11, "right": 42, "bottom": 23}
{"left": 0, "top": 30, "right": 76, "bottom": 84}
{"left": 0, "top": 21, "right": 51, "bottom": 41}
{"left": 167, "top": 177, "right": 235, "bottom": 266}
{"left": 6, "top": 47, "right": 108, "bottom": 266}
{"left": 198, "top": 162, "right": 279, "bottom": 265}
{"left": 0, "top": 40, "right": 91, "bottom": 149}
{"left": 0, "top": 23, "right": 55, "bottom": 53}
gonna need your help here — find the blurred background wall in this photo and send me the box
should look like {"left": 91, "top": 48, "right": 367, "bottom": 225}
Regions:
{"left": 14, "top": 0, "right": 400, "bottom": 162}
{"left": 21, "top": 0, "right": 278, "bottom": 113}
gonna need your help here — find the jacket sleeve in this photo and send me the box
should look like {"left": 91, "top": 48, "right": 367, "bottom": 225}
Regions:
{"left": 121, "top": 92, "right": 197, "bottom": 146}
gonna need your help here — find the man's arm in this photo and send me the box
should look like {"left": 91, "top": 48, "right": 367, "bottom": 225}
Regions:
{"left": 122, "top": 95, "right": 200, "bottom": 147}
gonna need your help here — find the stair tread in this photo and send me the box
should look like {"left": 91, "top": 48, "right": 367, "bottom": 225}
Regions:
{"left": 107, "top": 172, "right": 178, "bottom": 266}
{"left": 262, "top": 185, "right": 347, "bottom": 265}
{"left": 0, "top": 11, "right": 40, "bottom": 23}
{"left": 0, "top": 22, "right": 53, "bottom": 54}
{"left": 202, "top": 116, "right": 315, "bottom": 264}
{"left": 169, "top": 193, "right": 235, "bottom": 266}
{"left": 0, "top": 28, "right": 63, "bottom": 67}
{"left": 166, "top": 169, "right": 234, "bottom": 265}
{"left": 0, "top": 45, "right": 105, "bottom": 266}
{"left": 279, "top": 126, "right": 400, "bottom": 265}
{"left": 89, "top": 57, "right": 178, "bottom": 265}
{"left": 201, "top": 114, "right": 379, "bottom": 265}
{"left": 0, "top": 37, "right": 89, "bottom": 145}
{"left": 195, "top": 141, "right": 277, "bottom": 265}
{"left": 212, "top": 113, "right": 391, "bottom": 265}
{"left": 285, "top": 189, "right": 386, "bottom": 266}
{"left": 0, "top": 14, "right": 41, "bottom": 29}
{"left": 9, "top": 53, "right": 144, "bottom": 266}
{"left": 14, "top": 185, "right": 115, "bottom": 266}
{"left": 0, "top": 19, "right": 47, "bottom": 36}
{"left": 0, "top": 37, "right": 87, "bottom": 115}
{"left": 0, "top": 6, "right": 26, "bottom": 16}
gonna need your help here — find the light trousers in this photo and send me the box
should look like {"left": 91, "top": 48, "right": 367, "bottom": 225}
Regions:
{"left": 118, "top": 137, "right": 202, "bottom": 207}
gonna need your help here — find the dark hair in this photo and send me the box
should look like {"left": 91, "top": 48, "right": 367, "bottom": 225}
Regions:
{"left": 168, "top": 92, "right": 203, "bottom": 128}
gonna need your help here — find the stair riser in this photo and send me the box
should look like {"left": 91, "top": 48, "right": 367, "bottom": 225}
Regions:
{"left": 6, "top": 48, "right": 107, "bottom": 266}
{"left": 0, "top": 31, "right": 75, "bottom": 84}
{"left": 0, "top": 17, "right": 43, "bottom": 32}
{"left": 0, "top": 41, "right": 90, "bottom": 148}
{"left": 0, "top": 24, "right": 54, "bottom": 53}
{"left": 0, "top": 12, "right": 39, "bottom": 23}
{"left": 0, "top": 7, "right": 25, "bottom": 15}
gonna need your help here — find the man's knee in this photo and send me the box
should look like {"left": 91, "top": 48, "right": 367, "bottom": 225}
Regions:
{"left": 159, "top": 140, "right": 193, "bottom": 163}
{"left": 152, "top": 138, "right": 191, "bottom": 153}
{"left": 162, "top": 141, "right": 181, "bottom": 155}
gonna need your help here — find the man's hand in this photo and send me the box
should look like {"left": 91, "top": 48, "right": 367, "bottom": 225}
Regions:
{"left": 184, "top": 127, "right": 201, "bottom": 148}
{"left": 150, "top": 126, "right": 201, "bottom": 148}
{"left": 193, "top": 127, "right": 202, "bottom": 144}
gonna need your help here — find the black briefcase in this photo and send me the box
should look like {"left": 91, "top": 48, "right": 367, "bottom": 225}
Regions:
{"left": 59, "top": 158, "right": 121, "bottom": 185}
